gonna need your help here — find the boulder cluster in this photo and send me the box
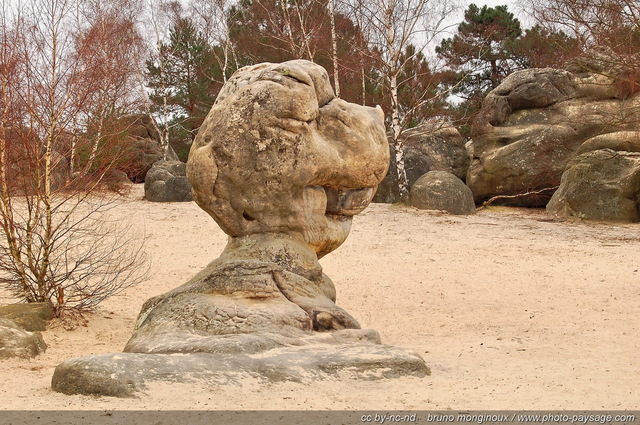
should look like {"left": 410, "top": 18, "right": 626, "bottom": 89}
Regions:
{"left": 467, "top": 49, "right": 640, "bottom": 221}
{"left": 379, "top": 49, "right": 640, "bottom": 222}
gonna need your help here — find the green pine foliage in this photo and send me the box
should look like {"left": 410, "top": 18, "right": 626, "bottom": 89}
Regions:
{"left": 146, "top": 17, "right": 224, "bottom": 141}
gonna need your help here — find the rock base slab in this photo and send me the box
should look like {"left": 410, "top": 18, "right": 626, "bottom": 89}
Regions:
{"left": 52, "top": 342, "right": 429, "bottom": 398}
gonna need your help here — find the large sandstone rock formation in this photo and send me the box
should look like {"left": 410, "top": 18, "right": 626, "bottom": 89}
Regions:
{"left": 374, "top": 124, "right": 469, "bottom": 203}
{"left": 409, "top": 171, "right": 476, "bottom": 215}
{"left": 468, "top": 50, "right": 640, "bottom": 207}
{"left": 52, "top": 60, "right": 429, "bottom": 397}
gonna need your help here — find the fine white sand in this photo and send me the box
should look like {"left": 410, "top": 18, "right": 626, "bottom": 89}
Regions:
{"left": 1, "top": 184, "right": 638, "bottom": 410}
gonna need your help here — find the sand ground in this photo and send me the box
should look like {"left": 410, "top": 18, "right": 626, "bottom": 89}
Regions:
{"left": 0, "top": 184, "right": 638, "bottom": 410}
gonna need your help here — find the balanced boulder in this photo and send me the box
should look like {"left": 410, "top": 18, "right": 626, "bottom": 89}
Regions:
{"left": 53, "top": 60, "right": 428, "bottom": 397}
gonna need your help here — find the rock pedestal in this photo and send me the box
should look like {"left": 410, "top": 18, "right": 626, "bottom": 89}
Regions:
{"left": 52, "top": 60, "right": 429, "bottom": 397}
{"left": 52, "top": 331, "right": 428, "bottom": 397}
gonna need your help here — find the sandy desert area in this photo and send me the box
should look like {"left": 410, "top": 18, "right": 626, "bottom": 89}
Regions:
{"left": 0, "top": 184, "right": 638, "bottom": 410}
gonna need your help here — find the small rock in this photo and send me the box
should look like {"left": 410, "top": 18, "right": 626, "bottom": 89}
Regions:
{"left": 374, "top": 125, "right": 469, "bottom": 204}
{"left": 410, "top": 171, "right": 476, "bottom": 215}
{"left": 144, "top": 160, "right": 193, "bottom": 202}
{"left": 0, "top": 318, "right": 47, "bottom": 359}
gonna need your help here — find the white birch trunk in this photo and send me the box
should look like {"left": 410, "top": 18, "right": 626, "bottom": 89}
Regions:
{"left": 160, "top": 63, "right": 170, "bottom": 159}
{"left": 86, "top": 115, "right": 103, "bottom": 171}
{"left": 361, "top": 67, "right": 365, "bottom": 105}
{"left": 280, "top": 1, "right": 297, "bottom": 56}
{"left": 328, "top": 0, "right": 340, "bottom": 96}
{"left": 69, "top": 136, "right": 76, "bottom": 175}
{"left": 390, "top": 71, "right": 409, "bottom": 197}
{"left": 385, "top": 0, "right": 409, "bottom": 198}
{"left": 42, "top": 0, "right": 58, "bottom": 301}
{"left": 294, "top": 2, "right": 313, "bottom": 60}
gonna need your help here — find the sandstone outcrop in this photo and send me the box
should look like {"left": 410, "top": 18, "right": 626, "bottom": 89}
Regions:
{"left": 52, "top": 60, "right": 429, "bottom": 397}
{"left": 468, "top": 51, "right": 640, "bottom": 207}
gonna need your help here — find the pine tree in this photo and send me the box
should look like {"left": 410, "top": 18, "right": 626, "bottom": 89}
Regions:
{"left": 437, "top": 4, "right": 522, "bottom": 99}
{"left": 146, "top": 17, "right": 222, "bottom": 141}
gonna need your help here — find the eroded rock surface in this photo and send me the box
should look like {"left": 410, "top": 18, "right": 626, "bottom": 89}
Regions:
{"left": 187, "top": 61, "right": 389, "bottom": 258}
{"left": 53, "top": 60, "right": 427, "bottom": 396}
{"left": 468, "top": 51, "right": 640, "bottom": 207}
{"left": 547, "top": 148, "right": 640, "bottom": 222}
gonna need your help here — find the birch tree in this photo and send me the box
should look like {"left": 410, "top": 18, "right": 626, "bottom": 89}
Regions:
{"left": 229, "top": 0, "right": 326, "bottom": 63}
{"left": 527, "top": 0, "right": 640, "bottom": 53}
{"left": 140, "top": 0, "right": 181, "bottom": 158}
{"left": 343, "top": 0, "right": 458, "bottom": 198}
{"left": 189, "top": 0, "right": 239, "bottom": 84}
{"left": 228, "top": 0, "right": 373, "bottom": 103}
{"left": 0, "top": 0, "right": 147, "bottom": 318}
{"left": 73, "top": 0, "right": 145, "bottom": 172}
{"left": 327, "top": 0, "right": 340, "bottom": 96}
